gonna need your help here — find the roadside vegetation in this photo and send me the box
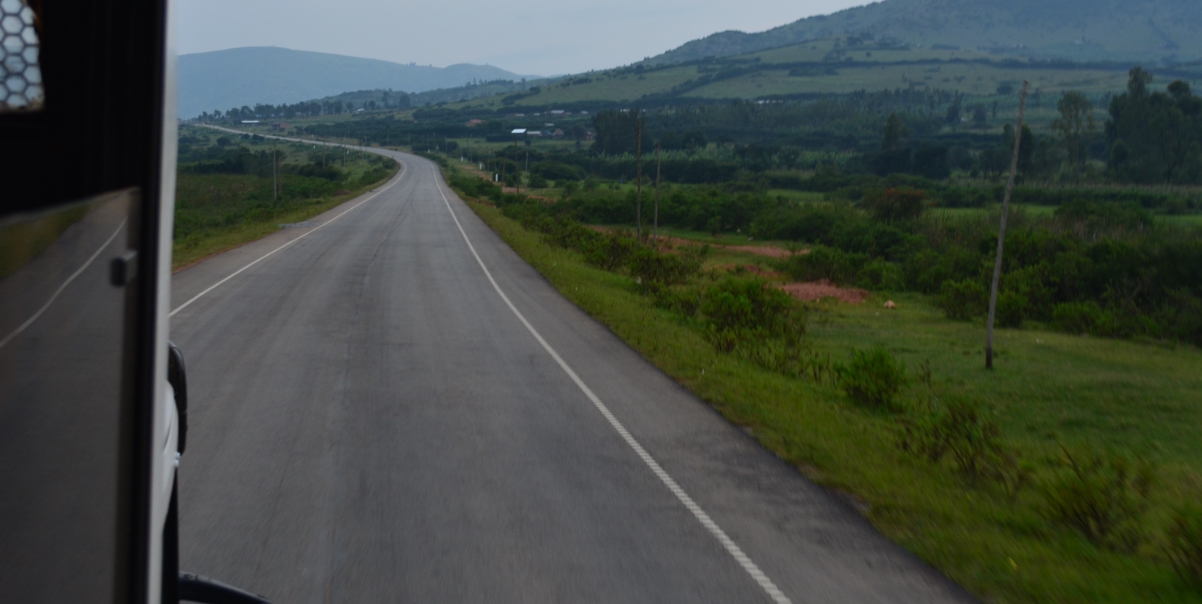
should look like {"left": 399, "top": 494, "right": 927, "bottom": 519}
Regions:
{"left": 429, "top": 148, "right": 1202, "bottom": 602}
{"left": 172, "top": 126, "right": 399, "bottom": 268}
{"left": 214, "top": 45, "right": 1202, "bottom": 600}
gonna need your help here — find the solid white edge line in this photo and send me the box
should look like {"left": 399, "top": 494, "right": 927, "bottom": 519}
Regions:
{"left": 169, "top": 158, "right": 407, "bottom": 318}
{"left": 0, "top": 218, "right": 127, "bottom": 350}
{"left": 433, "top": 176, "right": 792, "bottom": 604}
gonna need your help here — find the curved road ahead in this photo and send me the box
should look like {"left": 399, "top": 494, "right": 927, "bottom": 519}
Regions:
{"left": 170, "top": 149, "right": 975, "bottom": 603}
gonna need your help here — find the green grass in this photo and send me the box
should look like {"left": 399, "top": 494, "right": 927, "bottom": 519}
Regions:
{"left": 172, "top": 159, "right": 398, "bottom": 269}
{"left": 1165, "top": 213, "right": 1202, "bottom": 227}
{"left": 452, "top": 172, "right": 1202, "bottom": 603}
{"left": 929, "top": 204, "right": 1202, "bottom": 228}
{"left": 929, "top": 204, "right": 1058, "bottom": 219}
{"left": 430, "top": 37, "right": 1141, "bottom": 131}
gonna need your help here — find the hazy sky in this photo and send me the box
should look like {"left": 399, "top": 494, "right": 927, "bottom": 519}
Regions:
{"left": 177, "top": 0, "right": 871, "bottom": 76}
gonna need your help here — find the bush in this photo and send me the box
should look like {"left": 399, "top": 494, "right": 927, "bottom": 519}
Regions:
{"left": 627, "top": 247, "right": 701, "bottom": 290}
{"left": 863, "top": 187, "right": 927, "bottom": 223}
{"left": 1040, "top": 446, "right": 1155, "bottom": 551}
{"left": 527, "top": 173, "right": 548, "bottom": 188}
{"left": 1167, "top": 503, "right": 1202, "bottom": 586}
{"left": 779, "top": 245, "right": 868, "bottom": 284}
{"left": 836, "top": 347, "right": 906, "bottom": 411}
{"left": 898, "top": 396, "right": 1031, "bottom": 496}
{"left": 857, "top": 259, "right": 905, "bottom": 291}
{"left": 700, "top": 277, "right": 802, "bottom": 352}
{"left": 995, "top": 289, "right": 1028, "bottom": 328}
{"left": 937, "top": 279, "right": 986, "bottom": 320}
{"left": 583, "top": 231, "right": 638, "bottom": 271}
{"left": 1053, "top": 301, "right": 1118, "bottom": 336}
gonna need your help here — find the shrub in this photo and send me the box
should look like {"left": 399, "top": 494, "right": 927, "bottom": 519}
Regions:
{"left": 1167, "top": 503, "right": 1202, "bottom": 586}
{"left": 527, "top": 173, "right": 549, "bottom": 188}
{"left": 898, "top": 396, "right": 1031, "bottom": 497}
{"left": 864, "top": 187, "right": 927, "bottom": 223}
{"left": 1052, "top": 301, "right": 1117, "bottom": 336}
{"left": 653, "top": 284, "right": 703, "bottom": 317}
{"left": 627, "top": 247, "right": 701, "bottom": 290}
{"left": 583, "top": 231, "right": 638, "bottom": 271}
{"left": 836, "top": 347, "right": 906, "bottom": 410}
{"left": 856, "top": 259, "right": 906, "bottom": 291}
{"left": 995, "top": 289, "right": 1028, "bottom": 328}
{"left": 701, "top": 278, "right": 795, "bottom": 332}
{"left": 779, "top": 245, "right": 868, "bottom": 284}
{"left": 937, "top": 279, "right": 986, "bottom": 320}
{"left": 1040, "top": 445, "right": 1155, "bottom": 551}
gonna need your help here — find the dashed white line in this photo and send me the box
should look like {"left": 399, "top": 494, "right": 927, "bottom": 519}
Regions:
{"left": 169, "top": 159, "right": 407, "bottom": 318}
{"left": 433, "top": 177, "right": 792, "bottom": 604}
{"left": 0, "top": 218, "right": 127, "bottom": 351}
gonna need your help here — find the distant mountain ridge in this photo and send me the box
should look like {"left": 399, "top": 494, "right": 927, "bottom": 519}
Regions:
{"left": 647, "top": 0, "right": 1202, "bottom": 67}
{"left": 178, "top": 47, "right": 535, "bottom": 118}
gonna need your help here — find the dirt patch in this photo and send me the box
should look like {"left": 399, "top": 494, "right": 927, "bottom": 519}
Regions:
{"left": 779, "top": 280, "right": 870, "bottom": 304}
{"left": 716, "top": 264, "right": 782, "bottom": 278}
{"left": 583, "top": 226, "right": 806, "bottom": 258}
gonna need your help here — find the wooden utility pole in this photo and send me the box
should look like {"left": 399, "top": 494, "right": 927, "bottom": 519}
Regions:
{"left": 272, "top": 141, "right": 278, "bottom": 200}
{"left": 635, "top": 115, "right": 643, "bottom": 241}
{"left": 986, "top": 81, "right": 1029, "bottom": 370}
{"left": 654, "top": 142, "right": 661, "bottom": 245}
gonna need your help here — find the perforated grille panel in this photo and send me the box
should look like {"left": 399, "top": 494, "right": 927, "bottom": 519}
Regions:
{"left": 0, "top": 0, "right": 42, "bottom": 113}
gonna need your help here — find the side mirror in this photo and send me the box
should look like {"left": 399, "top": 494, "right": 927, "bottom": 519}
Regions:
{"left": 167, "top": 342, "right": 188, "bottom": 454}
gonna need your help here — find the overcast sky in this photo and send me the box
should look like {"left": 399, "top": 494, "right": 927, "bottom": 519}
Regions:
{"left": 177, "top": 0, "right": 871, "bottom": 76}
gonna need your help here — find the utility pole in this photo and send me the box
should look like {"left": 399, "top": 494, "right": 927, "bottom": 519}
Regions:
{"left": 635, "top": 114, "right": 643, "bottom": 242}
{"left": 514, "top": 142, "right": 521, "bottom": 194}
{"left": 654, "top": 142, "right": 661, "bottom": 245}
{"left": 986, "top": 81, "right": 1029, "bottom": 370}
{"left": 272, "top": 141, "right": 278, "bottom": 201}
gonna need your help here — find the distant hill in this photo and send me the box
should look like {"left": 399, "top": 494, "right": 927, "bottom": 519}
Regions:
{"left": 178, "top": 47, "right": 535, "bottom": 118}
{"left": 647, "top": 0, "right": 1202, "bottom": 67}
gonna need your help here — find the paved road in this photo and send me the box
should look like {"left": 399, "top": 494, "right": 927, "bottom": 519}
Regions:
{"left": 170, "top": 148, "right": 976, "bottom": 603}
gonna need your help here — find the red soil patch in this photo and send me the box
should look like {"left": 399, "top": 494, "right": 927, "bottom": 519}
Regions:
{"left": 588, "top": 227, "right": 806, "bottom": 259}
{"left": 779, "top": 280, "right": 870, "bottom": 304}
{"left": 717, "top": 244, "right": 801, "bottom": 258}
{"left": 716, "top": 264, "right": 782, "bottom": 278}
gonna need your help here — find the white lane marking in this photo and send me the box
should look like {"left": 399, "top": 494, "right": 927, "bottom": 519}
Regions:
{"left": 169, "top": 160, "right": 407, "bottom": 318}
{"left": 433, "top": 178, "right": 792, "bottom": 604}
{"left": 0, "top": 218, "right": 127, "bottom": 351}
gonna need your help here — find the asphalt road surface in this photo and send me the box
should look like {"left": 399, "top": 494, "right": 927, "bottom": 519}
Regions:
{"left": 170, "top": 148, "right": 977, "bottom": 603}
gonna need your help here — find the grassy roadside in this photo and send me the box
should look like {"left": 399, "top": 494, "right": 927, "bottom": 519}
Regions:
{"left": 172, "top": 172, "right": 396, "bottom": 269}
{"left": 445, "top": 167, "right": 1202, "bottom": 603}
{"left": 171, "top": 129, "right": 400, "bottom": 270}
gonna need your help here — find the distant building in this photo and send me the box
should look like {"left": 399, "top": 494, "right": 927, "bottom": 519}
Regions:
{"left": 511, "top": 128, "right": 527, "bottom": 135}
{"left": 551, "top": 129, "right": 565, "bottom": 138}
{"left": 465, "top": 119, "right": 485, "bottom": 127}
{"left": 527, "top": 131, "right": 543, "bottom": 137}
{"left": 240, "top": 120, "right": 259, "bottom": 124}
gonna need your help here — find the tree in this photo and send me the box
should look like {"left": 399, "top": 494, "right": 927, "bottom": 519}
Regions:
{"left": 592, "top": 110, "right": 639, "bottom": 155}
{"left": 1051, "top": 91, "right": 1096, "bottom": 175}
{"left": 881, "top": 112, "right": 908, "bottom": 151}
{"left": 946, "top": 93, "right": 963, "bottom": 125}
{"left": 1107, "top": 68, "right": 1202, "bottom": 183}
{"left": 1002, "top": 124, "right": 1036, "bottom": 176}
{"left": 972, "top": 104, "right": 988, "bottom": 128}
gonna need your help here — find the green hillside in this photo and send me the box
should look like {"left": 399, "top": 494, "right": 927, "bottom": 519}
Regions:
{"left": 647, "top": 0, "right": 1202, "bottom": 67}
{"left": 445, "top": 38, "right": 1202, "bottom": 126}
